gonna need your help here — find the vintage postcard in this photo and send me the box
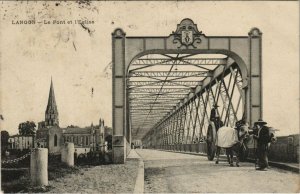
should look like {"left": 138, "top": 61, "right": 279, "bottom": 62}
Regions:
{"left": 0, "top": 0, "right": 299, "bottom": 193}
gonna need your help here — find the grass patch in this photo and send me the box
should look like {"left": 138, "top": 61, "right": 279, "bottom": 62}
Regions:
{"left": 48, "top": 160, "right": 80, "bottom": 180}
{"left": 1, "top": 161, "right": 81, "bottom": 193}
{"left": 1, "top": 174, "right": 30, "bottom": 193}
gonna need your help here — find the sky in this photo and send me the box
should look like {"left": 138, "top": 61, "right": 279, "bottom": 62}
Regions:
{"left": 0, "top": 1, "right": 299, "bottom": 136}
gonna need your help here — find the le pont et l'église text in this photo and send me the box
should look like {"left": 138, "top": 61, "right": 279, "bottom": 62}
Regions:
{"left": 12, "top": 19, "right": 95, "bottom": 25}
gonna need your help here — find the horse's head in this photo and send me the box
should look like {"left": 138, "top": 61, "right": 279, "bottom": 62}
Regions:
{"left": 268, "top": 127, "right": 277, "bottom": 144}
{"left": 235, "top": 120, "right": 249, "bottom": 140}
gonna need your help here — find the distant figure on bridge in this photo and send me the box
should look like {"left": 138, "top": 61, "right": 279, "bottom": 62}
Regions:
{"left": 210, "top": 104, "right": 223, "bottom": 131}
{"left": 252, "top": 119, "right": 276, "bottom": 170}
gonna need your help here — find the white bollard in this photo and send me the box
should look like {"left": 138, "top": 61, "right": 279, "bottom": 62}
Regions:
{"left": 30, "top": 148, "right": 48, "bottom": 186}
{"left": 61, "top": 142, "right": 74, "bottom": 166}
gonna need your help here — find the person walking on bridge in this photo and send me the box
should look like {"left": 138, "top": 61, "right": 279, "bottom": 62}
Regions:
{"left": 253, "top": 119, "right": 270, "bottom": 170}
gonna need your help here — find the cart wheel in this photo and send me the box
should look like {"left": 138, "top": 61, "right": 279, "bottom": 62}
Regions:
{"left": 207, "top": 123, "right": 217, "bottom": 161}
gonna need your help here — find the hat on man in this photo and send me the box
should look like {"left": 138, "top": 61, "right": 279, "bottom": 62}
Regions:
{"left": 254, "top": 119, "right": 267, "bottom": 126}
{"left": 235, "top": 120, "right": 245, "bottom": 128}
{"left": 213, "top": 103, "right": 219, "bottom": 108}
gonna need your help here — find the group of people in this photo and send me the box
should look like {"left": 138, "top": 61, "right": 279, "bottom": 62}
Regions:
{"left": 210, "top": 104, "right": 274, "bottom": 171}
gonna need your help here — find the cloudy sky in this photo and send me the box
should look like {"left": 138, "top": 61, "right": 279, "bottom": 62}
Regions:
{"left": 0, "top": 1, "right": 298, "bottom": 136}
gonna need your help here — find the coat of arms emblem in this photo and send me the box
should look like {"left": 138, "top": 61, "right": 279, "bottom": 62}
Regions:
{"left": 172, "top": 19, "right": 203, "bottom": 49}
{"left": 182, "top": 30, "right": 193, "bottom": 45}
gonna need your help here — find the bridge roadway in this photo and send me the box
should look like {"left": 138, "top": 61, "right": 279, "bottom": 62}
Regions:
{"left": 136, "top": 149, "right": 299, "bottom": 193}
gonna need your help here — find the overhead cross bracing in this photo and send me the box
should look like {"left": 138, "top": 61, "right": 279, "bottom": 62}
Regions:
{"left": 143, "top": 65, "right": 245, "bottom": 148}
{"left": 127, "top": 53, "right": 230, "bottom": 140}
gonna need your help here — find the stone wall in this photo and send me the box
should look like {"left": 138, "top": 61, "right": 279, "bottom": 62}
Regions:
{"left": 48, "top": 127, "right": 63, "bottom": 153}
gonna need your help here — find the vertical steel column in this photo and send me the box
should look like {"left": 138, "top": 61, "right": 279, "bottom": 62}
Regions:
{"left": 197, "top": 96, "right": 209, "bottom": 139}
{"left": 199, "top": 91, "right": 210, "bottom": 137}
{"left": 182, "top": 105, "right": 189, "bottom": 144}
{"left": 112, "top": 29, "right": 126, "bottom": 164}
{"left": 179, "top": 107, "right": 187, "bottom": 144}
{"left": 191, "top": 96, "right": 201, "bottom": 142}
{"left": 185, "top": 102, "right": 194, "bottom": 144}
{"left": 173, "top": 111, "right": 180, "bottom": 144}
{"left": 248, "top": 28, "right": 263, "bottom": 125}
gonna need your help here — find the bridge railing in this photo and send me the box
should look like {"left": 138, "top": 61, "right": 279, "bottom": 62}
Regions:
{"left": 155, "top": 134, "right": 300, "bottom": 163}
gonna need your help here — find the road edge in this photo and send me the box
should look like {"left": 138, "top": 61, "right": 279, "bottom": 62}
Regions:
{"left": 133, "top": 152, "right": 144, "bottom": 193}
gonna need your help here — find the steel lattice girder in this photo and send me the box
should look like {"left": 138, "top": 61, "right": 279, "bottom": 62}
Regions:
{"left": 151, "top": 64, "right": 241, "bottom": 127}
{"left": 130, "top": 107, "right": 174, "bottom": 111}
{"left": 142, "top": 65, "right": 244, "bottom": 145}
{"left": 130, "top": 102, "right": 177, "bottom": 106}
{"left": 128, "top": 71, "right": 211, "bottom": 77}
{"left": 130, "top": 106, "right": 177, "bottom": 109}
{"left": 129, "top": 94, "right": 187, "bottom": 99}
{"left": 128, "top": 87, "right": 193, "bottom": 93}
{"left": 130, "top": 109, "right": 171, "bottom": 114}
{"left": 128, "top": 81, "right": 202, "bottom": 88}
{"left": 128, "top": 56, "right": 244, "bottom": 142}
{"left": 130, "top": 58, "right": 227, "bottom": 66}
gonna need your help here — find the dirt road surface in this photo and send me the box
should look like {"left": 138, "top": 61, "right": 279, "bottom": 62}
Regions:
{"left": 47, "top": 158, "right": 139, "bottom": 193}
{"left": 136, "top": 149, "right": 300, "bottom": 193}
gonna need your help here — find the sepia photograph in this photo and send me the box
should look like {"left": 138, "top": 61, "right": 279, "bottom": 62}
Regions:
{"left": 0, "top": 0, "right": 299, "bottom": 193}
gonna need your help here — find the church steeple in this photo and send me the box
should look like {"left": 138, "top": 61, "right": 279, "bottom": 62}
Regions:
{"left": 45, "top": 78, "right": 59, "bottom": 127}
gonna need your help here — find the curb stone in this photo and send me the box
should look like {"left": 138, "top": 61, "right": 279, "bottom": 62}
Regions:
{"left": 132, "top": 150, "right": 144, "bottom": 194}
{"left": 133, "top": 158, "right": 144, "bottom": 193}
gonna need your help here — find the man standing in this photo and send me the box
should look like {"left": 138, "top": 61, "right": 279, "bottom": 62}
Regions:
{"left": 210, "top": 104, "right": 223, "bottom": 131}
{"left": 253, "top": 119, "right": 270, "bottom": 170}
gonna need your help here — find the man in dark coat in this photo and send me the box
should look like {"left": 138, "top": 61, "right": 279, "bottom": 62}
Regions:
{"left": 253, "top": 119, "right": 270, "bottom": 170}
{"left": 210, "top": 104, "right": 223, "bottom": 131}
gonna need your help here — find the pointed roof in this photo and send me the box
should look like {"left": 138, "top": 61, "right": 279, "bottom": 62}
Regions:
{"left": 46, "top": 78, "right": 58, "bottom": 113}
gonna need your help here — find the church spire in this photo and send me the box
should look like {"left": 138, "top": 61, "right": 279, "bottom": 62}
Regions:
{"left": 45, "top": 78, "right": 59, "bottom": 127}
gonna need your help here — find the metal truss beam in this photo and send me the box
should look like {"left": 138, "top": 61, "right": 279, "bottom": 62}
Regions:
{"left": 128, "top": 71, "right": 211, "bottom": 77}
{"left": 129, "top": 94, "right": 187, "bottom": 99}
{"left": 130, "top": 110, "right": 171, "bottom": 114}
{"left": 130, "top": 58, "right": 227, "bottom": 66}
{"left": 129, "top": 88, "right": 192, "bottom": 93}
{"left": 128, "top": 56, "right": 247, "bottom": 145}
{"left": 131, "top": 116, "right": 164, "bottom": 119}
{"left": 141, "top": 65, "right": 245, "bottom": 147}
{"left": 130, "top": 105, "right": 176, "bottom": 110}
{"left": 130, "top": 102, "right": 177, "bottom": 105}
{"left": 128, "top": 81, "right": 202, "bottom": 88}
{"left": 130, "top": 107, "right": 175, "bottom": 110}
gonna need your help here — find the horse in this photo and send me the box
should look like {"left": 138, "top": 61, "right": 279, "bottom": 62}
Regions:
{"left": 215, "top": 123, "right": 249, "bottom": 167}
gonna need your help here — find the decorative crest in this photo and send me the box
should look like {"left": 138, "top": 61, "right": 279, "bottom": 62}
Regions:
{"left": 172, "top": 18, "right": 203, "bottom": 49}
{"left": 248, "top": 27, "right": 262, "bottom": 37}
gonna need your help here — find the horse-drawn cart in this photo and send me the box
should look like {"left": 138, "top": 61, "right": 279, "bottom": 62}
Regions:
{"left": 206, "top": 122, "right": 250, "bottom": 162}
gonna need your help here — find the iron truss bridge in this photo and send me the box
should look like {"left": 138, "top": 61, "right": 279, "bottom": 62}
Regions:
{"left": 127, "top": 53, "right": 244, "bottom": 143}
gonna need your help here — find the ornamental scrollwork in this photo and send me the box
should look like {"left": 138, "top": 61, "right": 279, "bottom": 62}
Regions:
{"left": 172, "top": 18, "right": 204, "bottom": 49}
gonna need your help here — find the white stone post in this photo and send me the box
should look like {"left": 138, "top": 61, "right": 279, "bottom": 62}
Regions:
{"left": 104, "top": 142, "right": 108, "bottom": 152}
{"left": 61, "top": 142, "right": 74, "bottom": 166}
{"left": 30, "top": 148, "right": 48, "bottom": 186}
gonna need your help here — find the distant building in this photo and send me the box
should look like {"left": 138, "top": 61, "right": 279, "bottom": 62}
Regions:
{"left": 63, "top": 121, "right": 105, "bottom": 152}
{"left": 36, "top": 79, "right": 105, "bottom": 154}
{"left": 36, "top": 122, "right": 105, "bottom": 153}
{"left": 132, "top": 140, "right": 143, "bottom": 148}
{"left": 7, "top": 79, "right": 107, "bottom": 153}
{"left": 8, "top": 135, "right": 34, "bottom": 150}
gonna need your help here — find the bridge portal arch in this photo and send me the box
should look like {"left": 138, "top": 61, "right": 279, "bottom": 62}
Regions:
{"left": 112, "top": 18, "right": 262, "bottom": 163}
